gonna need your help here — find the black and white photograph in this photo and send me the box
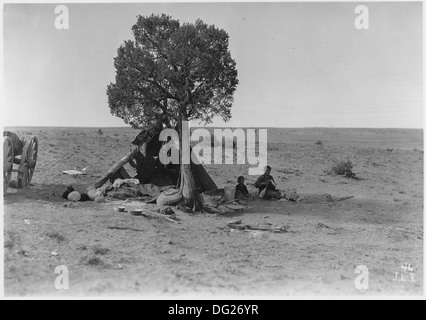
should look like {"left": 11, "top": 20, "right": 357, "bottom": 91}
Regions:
{"left": 1, "top": 0, "right": 424, "bottom": 301}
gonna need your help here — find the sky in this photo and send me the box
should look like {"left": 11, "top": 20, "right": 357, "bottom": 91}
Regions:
{"left": 2, "top": 1, "right": 423, "bottom": 128}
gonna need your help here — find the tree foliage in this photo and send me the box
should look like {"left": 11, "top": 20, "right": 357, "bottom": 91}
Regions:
{"left": 107, "top": 14, "right": 239, "bottom": 131}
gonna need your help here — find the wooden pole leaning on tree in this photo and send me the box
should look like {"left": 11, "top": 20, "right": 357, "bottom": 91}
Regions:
{"left": 93, "top": 147, "right": 140, "bottom": 189}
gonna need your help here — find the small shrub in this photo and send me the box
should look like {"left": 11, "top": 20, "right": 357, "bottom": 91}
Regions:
{"left": 267, "top": 143, "right": 279, "bottom": 152}
{"left": 86, "top": 257, "right": 103, "bottom": 266}
{"left": 18, "top": 249, "right": 29, "bottom": 257}
{"left": 4, "top": 239, "right": 14, "bottom": 250}
{"left": 45, "top": 232, "right": 66, "bottom": 242}
{"left": 4, "top": 231, "right": 19, "bottom": 249}
{"left": 315, "top": 140, "right": 323, "bottom": 146}
{"left": 93, "top": 246, "right": 110, "bottom": 256}
{"left": 330, "top": 159, "right": 356, "bottom": 178}
{"left": 97, "top": 128, "right": 103, "bottom": 135}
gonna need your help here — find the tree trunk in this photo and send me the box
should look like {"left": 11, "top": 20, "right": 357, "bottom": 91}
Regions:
{"left": 178, "top": 117, "right": 196, "bottom": 207}
{"left": 180, "top": 162, "right": 196, "bottom": 207}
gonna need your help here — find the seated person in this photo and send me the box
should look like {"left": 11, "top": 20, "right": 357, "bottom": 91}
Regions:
{"left": 254, "top": 166, "right": 282, "bottom": 200}
{"left": 235, "top": 176, "right": 251, "bottom": 199}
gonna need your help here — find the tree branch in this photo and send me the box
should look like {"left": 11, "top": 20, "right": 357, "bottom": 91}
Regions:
{"left": 141, "top": 30, "right": 168, "bottom": 60}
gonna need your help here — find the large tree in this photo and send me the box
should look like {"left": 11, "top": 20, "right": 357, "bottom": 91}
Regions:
{"left": 107, "top": 14, "right": 238, "bottom": 206}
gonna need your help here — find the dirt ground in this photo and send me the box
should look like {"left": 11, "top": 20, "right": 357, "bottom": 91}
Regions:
{"left": 3, "top": 127, "right": 423, "bottom": 298}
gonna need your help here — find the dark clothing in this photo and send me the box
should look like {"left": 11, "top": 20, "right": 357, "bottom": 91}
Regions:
{"left": 254, "top": 174, "right": 276, "bottom": 193}
{"left": 80, "top": 194, "right": 91, "bottom": 201}
{"left": 236, "top": 183, "right": 249, "bottom": 195}
{"left": 62, "top": 186, "right": 91, "bottom": 202}
{"left": 255, "top": 173, "right": 281, "bottom": 199}
{"left": 62, "top": 186, "right": 74, "bottom": 199}
{"left": 235, "top": 182, "right": 250, "bottom": 199}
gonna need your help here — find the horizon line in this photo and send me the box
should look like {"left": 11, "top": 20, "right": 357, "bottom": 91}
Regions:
{"left": 2, "top": 125, "right": 423, "bottom": 130}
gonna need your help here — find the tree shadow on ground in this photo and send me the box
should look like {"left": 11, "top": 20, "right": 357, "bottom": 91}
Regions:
{"left": 4, "top": 183, "right": 74, "bottom": 205}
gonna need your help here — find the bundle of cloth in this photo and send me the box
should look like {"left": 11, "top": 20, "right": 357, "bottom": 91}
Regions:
{"left": 62, "top": 186, "right": 91, "bottom": 202}
{"left": 96, "top": 178, "right": 182, "bottom": 206}
{"left": 103, "top": 179, "right": 178, "bottom": 202}
{"left": 63, "top": 178, "right": 182, "bottom": 206}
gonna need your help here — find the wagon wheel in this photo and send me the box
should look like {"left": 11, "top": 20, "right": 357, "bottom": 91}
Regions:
{"left": 3, "top": 136, "right": 14, "bottom": 192}
{"left": 18, "top": 137, "right": 38, "bottom": 188}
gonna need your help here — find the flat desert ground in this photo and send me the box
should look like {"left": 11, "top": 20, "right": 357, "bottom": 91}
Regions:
{"left": 3, "top": 127, "right": 424, "bottom": 298}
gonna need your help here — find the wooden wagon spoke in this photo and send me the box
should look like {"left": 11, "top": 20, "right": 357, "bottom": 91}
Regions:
{"left": 4, "top": 133, "right": 38, "bottom": 190}
{"left": 26, "top": 137, "right": 38, "bottom": 169}
{"left": 3, "top": 136, "right": 14, "bottom": 192}
{"left": 4, "top": 139, "right": 13, "bottom": 171}
{"left": 18, "top": 136, "right": 38, "bottom": 188}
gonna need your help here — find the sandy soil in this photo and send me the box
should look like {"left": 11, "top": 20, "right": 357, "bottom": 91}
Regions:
{"left": 3, "top": 127, "right": 423, "bottom": 298}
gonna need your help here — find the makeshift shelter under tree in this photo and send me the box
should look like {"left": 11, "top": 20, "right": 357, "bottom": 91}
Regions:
{"left": 106, "top": 14, "right": 239, "bottom": 207}
{"left": 92, "top": 128, "right": 218, "bottom": 203}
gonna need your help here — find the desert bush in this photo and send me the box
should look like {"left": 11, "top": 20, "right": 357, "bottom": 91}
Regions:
{"left": 18, "top": 249, "right": 29, "bottom": 257}
{"left": 4, "top": 231, "right": 18, "bottom": 249}
{"left": 267, "top": 143, "right": 279, "bottom": 152}
{"left": 329, "top": 159, "right": 356, "bottom": 178}
{"left": 93, "top": 246, "right": 110, "bottom": 256}
{"left": 45, "top": 231, "right": 66, "bottom": 242}
{"left": 97, "top": 128, "right": 103, "bottom": 135}
{"left": 86, "top": 256, "right": 103, "bottom": 266}
{"left": 315, "top": 140, "right": 323, "bottom": 146}
{"left": 4, "top": 239, "right": 14, "bottom": 250}
{"left": 277, "top": 168, "right": 303, "bottom": 176}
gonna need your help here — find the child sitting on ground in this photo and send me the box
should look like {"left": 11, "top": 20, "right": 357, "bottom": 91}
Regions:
{"left": 235, "top": 176, "right": 252, "bottom": 200}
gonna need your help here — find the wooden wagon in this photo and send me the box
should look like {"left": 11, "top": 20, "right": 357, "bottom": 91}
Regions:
{"left": 3, "top": 131, "right": 38, "bottom": 192}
